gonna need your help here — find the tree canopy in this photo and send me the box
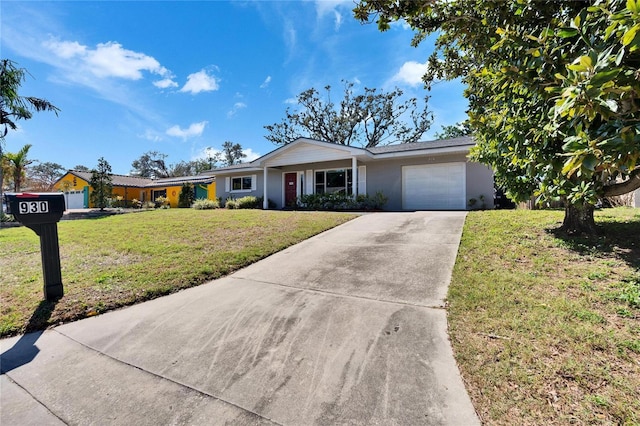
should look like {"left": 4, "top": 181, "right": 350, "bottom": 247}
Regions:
{"left": 4, "top": 144, "right": 33, "bottom": 192}
{"left": 264, "top": 81, "right": 432, "bottom": 148}
{"left": 90, "top": 157, "right": 113, "bottom": 211}
{"left": 354, "top": 0, "right": 640, "bottom": 233}
{"left": 0, "top": 59, "right": 59, "bottom": 200}
{"left": 221, "top": 141, "right": 246, "bottom": 166}
{"left": 130, "top": 151, "right": 170, "bottom": 178}
{"left": 433, "top": 121, "right": 472, "bottom": 140}
{"left": 27, "top": 161, "right": 66, "bottom": 191}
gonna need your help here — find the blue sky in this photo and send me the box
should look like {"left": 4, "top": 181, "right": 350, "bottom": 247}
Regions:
{"left": 1, "top": 0, "right": 468, "bottom": 175}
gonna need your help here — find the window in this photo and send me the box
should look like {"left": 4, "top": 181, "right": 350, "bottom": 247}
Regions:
{"left": 315, "top": 169, "right": 352, "bottom": 195}
{"left": 152, "top": 189, "right": 167, "bottom": 201}
{"left": 228, "top": 175, "right": 255, "bottom": 192}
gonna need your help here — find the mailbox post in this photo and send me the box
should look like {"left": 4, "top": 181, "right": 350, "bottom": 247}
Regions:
{"left": 4, "top": 193, "right": 66, "bottom": 301}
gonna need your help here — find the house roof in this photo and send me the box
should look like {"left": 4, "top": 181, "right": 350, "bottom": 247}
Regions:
{"left": 58, "top": 170, "right": 214, "bottom": 188}
{"left": 366, "top": 136, "right": 475, "bottom": 154}
{"left": 207, "top": 136, "right": 476, "bottom": 175}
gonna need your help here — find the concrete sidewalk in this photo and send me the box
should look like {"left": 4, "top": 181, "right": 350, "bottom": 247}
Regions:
{"left": 1, "top": 211, "right": 479, "bottom": 425}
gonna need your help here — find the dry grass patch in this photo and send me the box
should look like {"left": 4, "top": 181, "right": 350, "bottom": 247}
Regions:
{"left": 0, "top": 209, "right": 355, "bottom": 337}
{"left": 448, "top": 208, "right": 640, "bottom": 425}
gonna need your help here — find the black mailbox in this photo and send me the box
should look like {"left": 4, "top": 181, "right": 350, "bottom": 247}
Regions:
{"left": 4, "top": 192, "right": 66, "bottom": 301}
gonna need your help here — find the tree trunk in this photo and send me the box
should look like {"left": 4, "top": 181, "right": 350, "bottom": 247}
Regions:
{"left": 562, "top": 203, "right": 598, "bottom": 235}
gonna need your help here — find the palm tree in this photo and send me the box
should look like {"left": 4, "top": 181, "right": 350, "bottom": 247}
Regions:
{"left": 5, "top": 144, "right": 32, "bottom": 192}
{"left": 0, "top": 59, "right": 59, "bottom": 199}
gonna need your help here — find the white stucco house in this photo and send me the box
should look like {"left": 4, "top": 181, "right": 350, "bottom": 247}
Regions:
{"left": 204, "top": 136, "right": 495, "bottom": 211}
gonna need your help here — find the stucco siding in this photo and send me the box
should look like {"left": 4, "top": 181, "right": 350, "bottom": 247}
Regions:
{"left": 365, "top": 154, "right": 469, "bottom": 210}
{"left": 216, "top": 172, "right": 264, "bottom": 205}
{"left": 466, "top": 162, "right": 495, "bottom": 209}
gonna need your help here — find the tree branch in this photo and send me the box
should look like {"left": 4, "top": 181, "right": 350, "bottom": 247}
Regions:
{"left": 603, "top": 168, "right": 640, "bottom": 197}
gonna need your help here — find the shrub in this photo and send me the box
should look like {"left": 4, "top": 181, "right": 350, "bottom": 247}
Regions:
{"left": 178, "top": 183, "right": 195, "bottom": 208}
{"left": 236, "top": 196, "right": 261, "bottom": 209}
{"left": 225, "top": 198, "right": 237, "bottom": 209}
{"left": 112, "top": 195, "right": 126, "bottom": 208}
{"left": 130, "top": 199, "right": 142, "bottom": 209}
{"left": 142, "top": 201, "right": 156, "bottom": 209}
{"left": 155, "top": 196, "right": 169, "bottom": 208}
{"left": 192, "top": 198, "right": 220, "bottom": 210}
{"left": 225, "top": 196, "right": 261, "bottom": 209}
{"left": 298, "top": 191, "right": 387, "bottom": 211}
{"left": 1, "top": 212, "right": 15, "bottom": 222}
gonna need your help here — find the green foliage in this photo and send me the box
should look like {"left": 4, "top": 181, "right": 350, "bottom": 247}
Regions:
{"left": 3, "top": 143, "right": 32, "bottom": 191}
{"left": 27, "top": 161, "right": 66, "bottom": 191}
{"left": 264, "top": 80, "right": 432, "bottom": 147}
{"left": 221, "top": 141, "right": 246, "bottom": 166}
{"left": 89, "top": 157, "right": 112, "bottom": 211}
{"left": 130, "top": 151, "right": 169, "bottom": 178}
{"left": 433, "top": 120, "right": 472, "bottom": 140}
{"left": 225, "top": 196, "right": 261, "bottom": 209}
{"left": 191, "top": 198, "right": 220, "bottom": 210}
{"left": 354, "top": 0, "right": 640, "bottom": 233}
{"left": 0, "top": 59, "right": 60, "bottom": 141}
{"left": 178, "top": 183, "right": 195, "bottom": 208}
{"left": 154, "top": 196, "right": 169, "bottom": 208}
{"left": 1, "top": 211, "right": 15, "bottom": 222}
{"left": 297, "top": 191, "right": 387, "bottom": 210}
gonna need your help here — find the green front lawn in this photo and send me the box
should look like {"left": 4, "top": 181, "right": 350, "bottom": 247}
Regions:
{"left": 0, "top": 209, "right": 355, "bottom": 337}
{"left": 448, "top": 208, "right": 640, "bottom": 425}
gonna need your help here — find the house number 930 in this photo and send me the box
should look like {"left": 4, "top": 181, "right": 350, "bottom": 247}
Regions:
{"left": 19, "top": 201, "right": 49, "bottom": 214}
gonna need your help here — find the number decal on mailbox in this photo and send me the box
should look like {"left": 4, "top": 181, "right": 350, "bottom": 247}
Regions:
{"left": 19, "top": 201, "right": 49, "bottom": 214}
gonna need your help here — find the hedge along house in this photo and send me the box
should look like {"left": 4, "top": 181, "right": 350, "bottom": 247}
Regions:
{"left": 53, "top": 170, "right": 216, "bottom": 209}
{"left": 207, "top": 136, "right": 495, "bottom": 211}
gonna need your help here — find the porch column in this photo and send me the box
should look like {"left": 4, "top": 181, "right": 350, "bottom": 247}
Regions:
{"left": 352, "top": 156, "right": 358, "bottom": 196}
{"left": 263, "top": 166, "right": 268, "bottom": 209}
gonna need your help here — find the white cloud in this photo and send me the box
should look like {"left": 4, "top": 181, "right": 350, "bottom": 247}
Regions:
{"left": 242, "top": 148, "right": 261, "bottom": 162}
{"left": 166, "top": 121, "right": 208, "bottom": 140}
{"left": 284, "top": 97, "right": 298, "bottom": 105}
{"left": 333, "top": 11, "right": 343, "bottom": 31}
{"left": 260, "top": 76, "right": 272, "bottom": 89}
{"left": 44, "top": 40, "right": 86, "bottom": 58}
{"left": 314, "top": 0, "right": 351, "bottom": 30}
{"left": 180, "top": 69, "right": 219, "bottom": 94}
{"left": 315, "top": 0, "right": 352, "bottom": 17}
{"left": 139, "top": 129, "right": 163, "bottom": 142}
{"left": 391, "top": 61, "right": 429, "bottom": 86}
{"left": 153, "top": 78, "right": 178, "bottom": 89}
{"left": 44, "top": 39, "right": 171, "bottom": 81}
{"left": 227, "top": 102, "right": 247, "bottom": 118}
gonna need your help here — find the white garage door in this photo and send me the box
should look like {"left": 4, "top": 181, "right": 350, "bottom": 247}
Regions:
{"left": 64, "top": 191, "right": 85, "bottom": 209}
{"left": 402, "top": 163, "right": 466, "bottom": 210}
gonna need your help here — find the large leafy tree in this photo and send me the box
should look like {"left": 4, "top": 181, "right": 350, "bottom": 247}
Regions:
{"left": 167, "top": 159, "right": 212, "bottom": 177}
{"left": 4, "top": 144, "right": 33, "bottom": 191}
{"left": 27, "top": 161, "right": 66, "bottom": 191}
{"left": 354, "top": 0, "right": 640, "bottom": 234}
{"left": 0, "top": 59, "right": 59, "bottom": 200}
{"left": 89, "top": 157, "right": 113, "bottom": 211}
{"left": 221, "top": 141, "right": 246, "bottom": 166}
{"left": 265, "top": 81, "right": 432, "bottom": 148}
{"left": 434, "top": 121, "right": 472, "bottom": 140}
{"left": 130, "top": 151, "right": 170, "bottom": 178}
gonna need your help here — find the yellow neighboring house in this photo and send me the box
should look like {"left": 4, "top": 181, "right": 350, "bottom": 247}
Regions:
{"left": 53, "top": 170, "right": 216, "bottom": 209}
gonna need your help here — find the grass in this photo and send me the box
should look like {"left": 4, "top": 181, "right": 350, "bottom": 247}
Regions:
{"left": 448, "top": 207, "right": 640, "bottom": 425}
{"left": 0, "top": 209, "right": 355, "bottom": 337}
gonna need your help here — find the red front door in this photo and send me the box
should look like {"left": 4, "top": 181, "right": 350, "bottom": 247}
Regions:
{"left": 284, "top": 173, "right": 297, "bottom": 207}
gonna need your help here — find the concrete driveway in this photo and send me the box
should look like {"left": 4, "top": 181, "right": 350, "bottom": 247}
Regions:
{"left": 1, "top": 211, "right": 479, "bottom": 425}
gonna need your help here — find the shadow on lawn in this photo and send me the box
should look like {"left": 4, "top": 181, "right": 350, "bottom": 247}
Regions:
{"left": 547, "top": 218, "right": 640, "bottom": 271}
{"left": 0, "top": 299, "right": 58, "bottom": 374}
